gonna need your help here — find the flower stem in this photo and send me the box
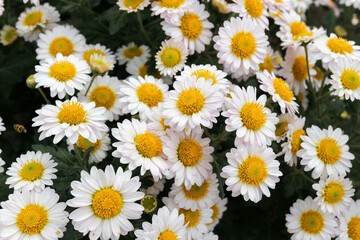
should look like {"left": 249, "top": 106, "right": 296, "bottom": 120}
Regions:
{"left": 303, "top": 43, "right": 316, "bottom": 98}
{"left": 136, "top": 11, "right": 155, "bottom": 49}
{"left": 37, "top": 88, "right": 50, "bottom": 104}
{"left": 85, "top": 74, "right": 97, "bottom": 96}
{"left": 73, "top": 144, "right": 87, "bottom": 171}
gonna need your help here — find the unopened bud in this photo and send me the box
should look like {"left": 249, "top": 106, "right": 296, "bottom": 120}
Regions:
{"left": 26, "top": 75, "right": 37, "bottom": 89}
{"left": 141, "top": 194, "right": 157, "bottom": 213}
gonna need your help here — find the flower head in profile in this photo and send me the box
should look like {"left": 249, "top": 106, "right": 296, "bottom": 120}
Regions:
{"left": 89, "top": 53, "right": 115, "bottom": 75}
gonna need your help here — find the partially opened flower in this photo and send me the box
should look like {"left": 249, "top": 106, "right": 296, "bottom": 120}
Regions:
{"left": 0, "top": 25, "right": 18, "bottom": 46}
{"left": 89, "top": 53, "right": 114, "bottom": 74}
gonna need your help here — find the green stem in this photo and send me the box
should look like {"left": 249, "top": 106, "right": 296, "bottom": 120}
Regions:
{"left": 136, "top": 12, "right": 155, "bottom": 49}
{"left": 317, "top": 89, "right": 335, "bottom": 100}
{"left": 37, "top": 88, "right": 50, "bottom": 104}
{"left": 294, "top": 166, "right": 316, "bottom": 184}
{"left": 85, "top": 74, "right": 97, "bottom": 96}
{"left": 203, "top": 128, "right": 214, "bottom": 141}
{"left": 318, "top": 69, "right": 330, "bottom": 96}
{"left": 73, "top": 144, "right": 87, "bottom": 171}
{"left": 303, "top": 44, "right": 316, "bottom": 98}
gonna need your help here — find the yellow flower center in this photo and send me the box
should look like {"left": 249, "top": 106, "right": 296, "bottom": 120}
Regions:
{"left": 177, "top": 139, "right": 203, "bottom": 167}
{"left": 348, "top": 217, "right": 360, "bottom": 240}
{"left": 179, "top": 209, "right": 201, "bottom": 228}
{"left": 290, "top": 21, "right": 312, "bottom": 40}
{"left": 161, "top": 48, "right": 181, "bottom": 67}
{"left": 180, "top": 13, "right": 203, "bottom": 40}
{"left": 160, "top": 118, "right": 170, "bottom": 131}
{"left": 316, "top": 138, "right": 342, "bottom": 164}
{"left": 92, "top": 188, "right": 123, "bottom": 219}
{"left": 291, "top": 129, "right": 305, "bottom": 155}
{"left": 300, "top": 210, "right": 324, "bottom": 234}
{"left": 139, "top": 64, "right": 149, "bottom": 78}
{"left": 323, "top": 182, "right": 345, "bottom": 204}
{"left": 191, "top": 69, "right": 217, "bottom": 85}
{"left": 123, "top": 46, "right": 143, "bottom": 59}
{"left": 291, "top": 56, "right": 308, "bottom": 81}
{"left": 176, "top": 88, "right": 205, "bottom": 115}
{"left": 327, "top": 37, "right": 353, "bottom": 55}
{"left": 158, "top": 230, "right": 179, "bottom": 240}
{"left": 273, "top": 78, "right": 294, "bottom": 102}
{"left": 90, "top": 86, "right": 116, "bottom": 110}
{"left": 341, "top": 69, "right": 360, "bottom": 90}
{"left": 123, "top": 0, "right": 144, "bottom": 8}
{"left": 208, "top": 204, "right": 220, "bottom": 226}
{"left": 275, "top": 120, "right": 288, "bottom": 137}
{"left": 259, "top": 54, "right": 275, "bottom": 73}
{"left": 83, "top": 49, "right": 105, "bottom": 65}
{"left": 231, "top": 31, "right": 257, "bottom": 59}
{"left": 17, "top": 204, "right": 48, "bottom": 235}
{"left": 49, "top": 37, "right": 74, "bottom": 57}
{"left": 314, "top": 66, "right": 324, "bottom": 82}
{"left": 19, "top": 161, "right": 44, "bottom": 181}
{"left": 244, "top": 0, "right": 264, "bottom": 18}
{"left": 136, "top": 83, "right": 164, "bottom": 108}
{"left": 238, "top": 155, "right": 268, "bottom": 186}
{"left": 182, "top": 180, "right": 209, "bottom": 200}
{"left": 134, "top": 131, "right": 162, "bottom": 158}
{"left": 49, "top": 61, "right": 76, "bottom": 82}
{"left": 76, "top": 135, "right": 101, "bottom": 153}
{"left": 57, "top": 101, "right": 86, "bottom": 125}
{"left": 159, "top": 0, "right": 185, "bottom": 8}
{"left": 240, "top": 102, "right": 266, "bottom": 131}
{"left": 23, "top": 11, "right": 43, "bottom": 26}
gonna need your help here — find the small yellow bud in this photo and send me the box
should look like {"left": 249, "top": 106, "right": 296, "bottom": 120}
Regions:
{"left": 26, "top": 75, "right": 37, "bottom": 89}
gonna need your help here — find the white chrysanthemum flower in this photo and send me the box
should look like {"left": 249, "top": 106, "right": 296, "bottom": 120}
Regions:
{"left": 163, "top": 129, "right": 213, "bottom": 190}
{"left": 313, "top": 175, "right": 354, "bottom": 215}
{"left": 140, "top": 177, "right": 166, "bottom": 197}
{"left": 82, "top": 43, "right": 116, "bottom": 66}
{"left": 169, "top": 173, "right": 219, "bottom": 211}
{"left": 221, "top": 144, "right": 282, "bottom": 203}
{"left": 328, "top": 59, "right": 360, "bottom": 101}
{"left": 116, "top": 42, "right": 150, "bottom": 65}
{"left": 134, "top": 206, "right": 187, "bottom": 240}
{"left": 337, "top": 200, "right": 360, "bottom": 240}
{"left": 0, "top": 25, "right": 18, "bottom": 46}
{"left": 155, "top": 39, "right": 188, "bottom": 77}
{"left": 229, "top": 0, "right": 269, "bottom": 29}
{"left": 280, "top": 116, "right": 306, "bottom": 167}
{"left": 258, "top": 70, "right": 299, "bottom": 115}
{"left": 117, "top": 0, "right": 150, "bottom": 12}
{"left": 0, "top": 188, "right": 69, "bottom": 239}
{"left": 15, "top": 3, "right": 59, "bottom": 42}
{"left": 126, "top": 56, "right": 150, "bottom": 77}
{"left": 89, "top": 53, "right": 114, "bottom": 74}
{"left": 112, "top": 119, "right": 168, "bottom": 181}
{"left": 0, "top": 149, "right": 5, "bottom": 173}
{"left": 161, "top": 2, "right": 214, "bottom": 55}
{"left": 258, "top": 46, "right": 280, "bottom": 74}
{"left": 176, "top": 64, "right": 230, "bottom": 97}
{"left": 278, "top": 46, "right": 316, "bottom": 95}
{"left": 222, "top": 86, "right": 278, "bottom": 147}
{"left": 213, "top": 17, "right": 268, "bottom": 77}
{"left": 290, "top": 0, "right": 312, "bottom": 15}
{"left": 67, "top": 131, "right": 111, "bottom": 164}
{"left": 119, "top": 75, "right": 169, "bottom": 120}
{"left": 207, "top": 196, "right": 227, "bottom": 231}
{"left": 34, "top": 53, "right": 91, "bottom": 99}
{"left": 200, "top": 232, "right": 219, "bottom": 240}
{"left": 5, "top": 151, "right": 57, "bottom": 192}
{"left": 274, "top": 113, "right": 295, "bottom": 143}
{"left": 163, "top": 76, "right": 223, "bottom": 134}
{"left": 163, "top": 196, "right": 213, "bottom": 240}
{"left": 298, "top": 125, "right": 355, "bottom": 179}
{"left": 151, "top": 0, "right": 195, "bottom": 23}
{"left": 23, "top": 0, "right": 40, "bottom": 4}
{"left": 36, "top": 25, "right": 86, "bottom": 61}
{"left": 0, "top": 116, "right": 5, "bottom": 134}
{"left": 312, "top": 66, "right": 329, "bottom": 91}
{"left": 32, "top": 97, "right": 108, "bottom": 144}
{"left": 286, "top": 196, "right": 337, "bottom": 240}
{"left": 67, "top": 165, "right": 144, "bottom": 239}
{"left": 311, "top": 33, "right": 360, "bottom": 69}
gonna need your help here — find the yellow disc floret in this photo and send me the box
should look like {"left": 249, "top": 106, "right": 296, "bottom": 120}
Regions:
{"left": 134, "top": 131, "right": 163, "bottom": 158}
{"left": 19, "top": 161, "right": 44, "bottom": 182}
{"left": 49, "top": 37, "right": 74, "bottom": 57}
{"left": 348, "top": 217, "right": 360, "bottom": 240}
{"left": 158, "top": 230, "right": 179, "bottom": 240}
{"left": 316, "top": 138, "right": 342, "bottom": 164}
{"left": 90, "top": 86, "right": 116, "bottom": 110}
{"left": 182, "top": 181, "right": 209, "bottom": 200}
{"left": 208, "top": 204, "right": 220, "bottom": 226}
{"left": 291, "top": 129, "right": 305, "bottom": 155}
{"left": 92, "top": 188, "right": 123, "bottom": 219}
{"left": 176, "top": 88, "right": 205, "bottom": 115}
{"left": 291, "top": 56, "right": 308, "bottom": 81}
{"left": 123, "top": 0, "right": 145, "bottom": 8}
{"left": 23, "top": 11, "right": 43, "bottom": 26}
{"left": 161, "top": 48, "right": 182, "bottom": 67}
{"left": 273, "top": 78, "right": 294, "bottom": 102}
{"left": 259, "top": 54, "right": 275, "bottom": 73}
{"left": 323, "top": 182, "right": 345, "bottom": 205}
{"left": 238, "top": 155, "right": 268, "bottom": 186}
{"left": 191, "top": 69, "right": 217, "bottom": 85}
{"left": 159, "top": 0, "right": 185, "bottom": 8}
{"left": 341, "top": 69, "right": 360, "bottom": 90}
{"left": 179, "top": 209, "right": 201, "bottom": 228}
{"left": 49, "top": 61, "right": 76, "bottom": 82}
{"left": 231, "top": 31, "right": 257, "bottom": 59}
{"left": 180, "top": 13, "right": 203, "bottom": 40}
{"left": 136, "top": 83, "right": 164, "bottom": 108}
{"left": 244, "top": 0, "right": 264, "bottom": 18}
{"left": 76, "top": 135, "right": 101, "bottom": 153}
{"left": 275, "top": 121, "right": 289, "bottom": 137}
{"left": 17, "top": 204, "right": 48, "bottom": 235}
{"left": 300, "top": 210, "right": 324, "bottom": 234}
{"left": 123, "top": 46, "right": 143, "bottom": 59}
{"left": 240, "top": 102, "right": 266, "bottom": 131}
{"left": 327, "top": 37, "right": 353, "bottom": 55}
{"left": 57, "top": 101, "right": 86, "bottom": 125}
{"left": 177, "top": 139, "right": 203, "bottom": 167}
{"left": 83, "top": 49, "right": 105, "bottom": 65}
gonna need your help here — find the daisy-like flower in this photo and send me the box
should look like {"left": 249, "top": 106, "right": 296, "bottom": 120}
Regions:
{"left": 119, "top": 75, "right": 169, "bottom": 120}
{"left": 311, "top": 33, "right": 360, "bottom": 69}
{"left": 258, "top": 70, "right": 299, "bottom": 115}
{"left": 112, "top": 119, "right": 168, "bottom": 181}
{"left": 212, "top": 0, "right": 231, "bottom": 14}
{"left": 151, "top": 0, "right": 195, "bottom": 24}
{"left": 337, "top": 200, "right": 360, "bottom": 240}
{"left": 134, "top": 206, "right": 187, "bottom": 240}
{"left": 78, "top": 75, "right": 123, "bottom": 122}
{"left": 116, "top": 42, "right": 150, "bottom": 65}
{"left": 15, "top": 3, "right": 59, "bottom": 42}
{"left": 161, "top": 2, "right": 214, "bottom": 55}
{"left": 221, "top": 144, "right": 282, "bottom": 203}
{"left": 140, "top": 177, "right": 165, "bottom": 197}
{"left": 34, "top": 53, "right": 91, "bottom": 99}
{"left": 229, "top": 0, "right": 269, "bottom": 29}
{"left": 163, "top": 196, "right": 213, "bottom": 240}
{"left": 298, "top": 125, "right": 355, "bottom": 179}
{"left": 146, "top": 105, "right": 170, "bottom": 136}
{"left": 0, "top": 149, "right": 5, "bottom": 173}
{"left": 89, "top": 53, "right": 114, "bottom": 75}
{"left": 207, "top": 196, "right": 227, "bottom": 231}
{"left": 117, "top": 0, "right": 150, "bottom": 12}
{"left": 290, "top": 0, "right": 312, "bottom": 15}
{"left": 222, "top": 86, "right": 278, "bottom": 147}
{"left": 213, "top": 17, "right": 268, "bottom": 76}
{"left": 259, "top": 46, "right": 280, "bottom": 74}
{"left": 328, "top": 59, "right": 360, "bottom": 101}
{"left": 274, "top": 113, "right": 295, "bottom": 143}
{"left": 67, "top": 165, "right": 144, "bottom": 239}
{"left": 278, "top": 46, "right": 316, "bottom": 95}
{"left": 0, "top": 188, "right": 69, "bottom": 239}
{"left": 36, "top": 25, "right": 86, "bottom": 61}
{"left": 0, "top": 116, "right": 5, "bottom": 134}
{"left": 82, "top": 43, "right": 116, "bottom": 66}
{"left": 5, "top": 151, "right": 57, "bottom": 192}
{"left": 126, "top": 57, "right": 150, "bottom": 77}
{"left": 313, "top": 175, "right": 354, "bottom": 215}
{"left": 281, "top": 116, "right": 306, "bottom": 167}
{"left": 169, "top": 173, "right": 219, "bottom": 211}
{"left": 32, "top": 97, "right": 108, "bottom": 144}
{"left": 163, "top": 129, "right": 213, "bottom": 190}
{"left": 67, "top": 131, "right": 111, "bottom": 164}
{"left": 155, "top": 39, "right": 188, "bottom": 77}
{"left": 286, "top": 196, "right": 337, "bottom": 240}
{"left": 163, "top": 76, "right": 223, "bottom": 134}
{"left": 0, "top": 25, "right": 18, "bottom": 46}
